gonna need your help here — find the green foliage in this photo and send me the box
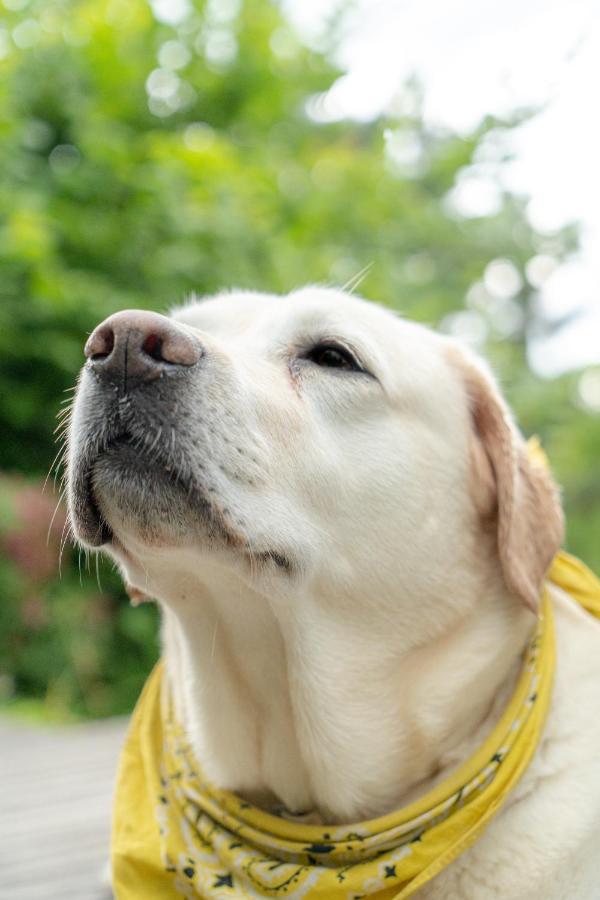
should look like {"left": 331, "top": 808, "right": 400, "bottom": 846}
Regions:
{"left": 0, "top": 475, "right": 159, "bottom": 719}
{"left": 0, "top": 0, "right": 597, "bottom": 719}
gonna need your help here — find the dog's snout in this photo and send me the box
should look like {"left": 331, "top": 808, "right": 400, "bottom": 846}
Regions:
{"left": 85, "top": 309, "right": 202, "bottom": 386}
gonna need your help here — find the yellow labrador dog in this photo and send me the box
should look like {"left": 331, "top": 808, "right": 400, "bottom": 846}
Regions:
{"left": 67, "top": 288, "right": 600, "bottom": 898}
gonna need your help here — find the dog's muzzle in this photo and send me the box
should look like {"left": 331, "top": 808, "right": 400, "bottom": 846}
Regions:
{"left": 67, "top": 310, "right": 204, "bottom": 547}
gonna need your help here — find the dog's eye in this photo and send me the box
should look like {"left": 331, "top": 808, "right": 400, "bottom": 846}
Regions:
{"left": 306, "top": 343, "right": 362, "bottom": 372}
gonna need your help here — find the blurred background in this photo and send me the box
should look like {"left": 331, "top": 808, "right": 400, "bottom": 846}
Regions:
{"left": 0, "top": 0, "right": 598, "bottom": 723}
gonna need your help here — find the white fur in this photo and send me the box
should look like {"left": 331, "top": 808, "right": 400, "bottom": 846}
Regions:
{"left": 93, "top": 288, "right": 600, "bottom": 898}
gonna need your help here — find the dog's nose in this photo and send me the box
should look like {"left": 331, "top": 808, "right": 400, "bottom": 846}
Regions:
{"left": 85, "top": 310, "right": 202, "bottom": 386}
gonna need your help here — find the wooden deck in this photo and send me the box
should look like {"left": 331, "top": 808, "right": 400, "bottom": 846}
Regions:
{"left": 0, "top": 715, "right": 129, "bottom": 900}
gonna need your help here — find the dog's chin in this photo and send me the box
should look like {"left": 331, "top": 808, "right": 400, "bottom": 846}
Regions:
{"left": 91, "top": 444, "right": 198, "bottom": 548}
{"left": 70, "top": 436, "right": 208, "bottom": 550}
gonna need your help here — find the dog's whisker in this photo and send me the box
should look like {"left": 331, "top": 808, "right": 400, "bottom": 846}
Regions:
{"left": 58, "top": 515, "right": 74, "bottom": 578}
{"left": 209, "top": 618, "right": 219, "bottom": 664}
{"left": 44, "top": 444, "right": 68, "bottom": 494}
{"left": 95, "top": 551, "right": 102, "bottom": 591}
{"left": 47, "top": 488, "right": 67, "bottom": 547}
{"left": 341, "top": 261, "right": 374, "bottom": 295}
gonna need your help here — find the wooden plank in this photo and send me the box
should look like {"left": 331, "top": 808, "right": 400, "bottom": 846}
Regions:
{"left": 0, "top": 715, "right": 129, "bottom": 900}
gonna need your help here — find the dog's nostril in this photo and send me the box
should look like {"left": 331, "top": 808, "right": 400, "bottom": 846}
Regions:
{"left": 86, "top": 325, "right": 115, "bottom": 361}
{"left": 142, "top": 333, "right": 164, "bottom": 362}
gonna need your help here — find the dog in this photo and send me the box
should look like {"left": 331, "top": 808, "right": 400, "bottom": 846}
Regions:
{"left": 67, "top": 287, "right": 600, "bottom": 898}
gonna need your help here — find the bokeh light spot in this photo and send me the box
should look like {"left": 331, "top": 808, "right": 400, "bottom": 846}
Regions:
{"left": 146, "top": 68, "right": 180, "bottom": 101}
{"left": 525, "top": 254, "right": 558, "bottom": 288}
{"left": 149, "top": 0, "right": 191, "bottom": 26}
{"left": 183, "top": 122, "right": 215, "bottom": 151}
{"left": 440, "top": 310, "right": 488, "bottom": 348}
{"left": 483, "top": 258, "right": 522, "bottom": 299}
{"left": 48, "top": 144, "right": 80, "bottom": 174}
{"left": 206, "top": 0, "right": 240, "bottom": 24}
{"left": 384, "top": 128, "right": 426, "bottom": 178}
{"left": 577, "top": 369, "right": 600, "bottom": 413}
{"left": 12, "top": 17, "right": 42, "bottom": 49}
{"left": 403, "top": 253, "right": 435, "bottom": 284}
{"left": 204, "top": 29, "right": 237, "bottom": 68}
{"left": 158, "top": 39, "right": 191, "bottom": 71}
{"left": 446, "top": 174, "right": 502, "bottom": 218}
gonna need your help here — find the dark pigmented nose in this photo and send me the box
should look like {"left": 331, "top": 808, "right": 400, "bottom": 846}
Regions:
{"left": 85, "top": 310, "right": 202, "bottom": 387}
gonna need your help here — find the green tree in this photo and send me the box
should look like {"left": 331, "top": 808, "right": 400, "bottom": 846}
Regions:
{"left": 0, "top": 0, "right": 597, "bottom": 718}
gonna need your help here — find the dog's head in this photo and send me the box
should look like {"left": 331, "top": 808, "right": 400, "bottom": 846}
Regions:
{"left": 67, "top": 287, "right": 562, "bottom": 619}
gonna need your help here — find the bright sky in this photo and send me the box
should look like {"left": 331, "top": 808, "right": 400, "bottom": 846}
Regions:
{"left": 283, "top": 0, "right": 600, "bottom": 381}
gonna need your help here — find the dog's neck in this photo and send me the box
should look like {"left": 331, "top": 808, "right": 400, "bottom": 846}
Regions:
{"left": 158, "top": 550, "right": 533, "bottom": 824}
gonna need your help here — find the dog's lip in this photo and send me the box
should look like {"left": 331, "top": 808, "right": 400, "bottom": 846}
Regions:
{"left": 69, "top": 469, "right": 113, "bottom": 548}
{"left": 85, "top": 471, "right": 113, "bottom": 545}
{"left": 70, "top": 432, "right": 134, "bottom": 548}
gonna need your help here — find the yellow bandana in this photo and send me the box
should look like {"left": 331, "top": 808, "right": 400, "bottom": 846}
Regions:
{"left": 112, "top": 551, "right": 600, "bottom": 899}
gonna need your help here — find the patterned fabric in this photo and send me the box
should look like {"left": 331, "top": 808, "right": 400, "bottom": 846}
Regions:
{"left": 112, "top": 555, "right": 600, "bottom": 899}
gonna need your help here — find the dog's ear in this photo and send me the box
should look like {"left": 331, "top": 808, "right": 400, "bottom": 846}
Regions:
{"left": 449, "top": 348, "right": 563, "bottom": 613}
